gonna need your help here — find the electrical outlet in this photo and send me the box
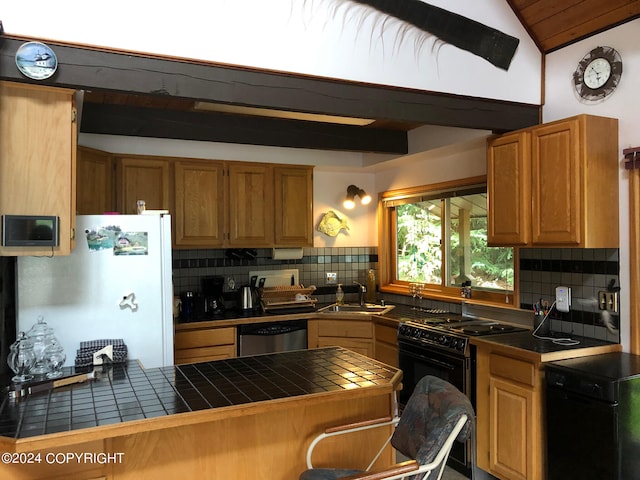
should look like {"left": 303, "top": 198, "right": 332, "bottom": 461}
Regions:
{"left": 556, "top": 286, "right": 571, "bottom": 312}
{"left": 598, "top": 291, "right": 618, "bottom": 312}
{"left": 326, "top": 272, "right": 337, "bottom": 285}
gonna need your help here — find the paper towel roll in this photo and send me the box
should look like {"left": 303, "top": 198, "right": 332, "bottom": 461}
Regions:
{"left": 272, "top": 248, "right": 304, "bottom": 260}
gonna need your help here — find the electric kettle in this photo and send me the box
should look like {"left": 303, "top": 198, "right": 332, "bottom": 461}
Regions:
{"left": 239, "top": 285, "right": 258, "bottom": 310}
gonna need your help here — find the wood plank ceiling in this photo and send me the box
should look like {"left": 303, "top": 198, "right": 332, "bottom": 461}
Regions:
{"left": 507, "top": 0, "right": 640, "bottom": 53}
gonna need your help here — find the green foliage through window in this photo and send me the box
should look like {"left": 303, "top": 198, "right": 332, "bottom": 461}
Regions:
{"left": 394, "top": 189, "right": 513, "bottom": 292}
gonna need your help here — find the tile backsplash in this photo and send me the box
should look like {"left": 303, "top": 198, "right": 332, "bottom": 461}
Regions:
{"left": 172, "top": 247, "right": 379, "bottom": 304}
{"left": 172, "top": 246, "right": 620, "bottom": 343}
{"left": 518, "top": 248, "right": 620, "bottom": 343}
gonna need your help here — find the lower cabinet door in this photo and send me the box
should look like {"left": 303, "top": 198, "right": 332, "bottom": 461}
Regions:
{"left": 489, "top": 376, "right": 533, "bottom": 480}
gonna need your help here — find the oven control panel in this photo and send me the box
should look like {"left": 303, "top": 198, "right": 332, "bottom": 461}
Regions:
{"left": 398, "top": 322, "right": 468, "bottom": 355}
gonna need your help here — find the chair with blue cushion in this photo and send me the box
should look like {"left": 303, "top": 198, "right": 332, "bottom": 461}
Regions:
{"left": 299, "top": 375, "right": 474, "bottom": 480}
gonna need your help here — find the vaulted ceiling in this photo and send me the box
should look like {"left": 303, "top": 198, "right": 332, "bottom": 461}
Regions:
{"left": 78, "top": 0, "right": 640, "bottom": 152}
{"left": 3, "top": 1, "right": 639, "bottom": 153}
{"left": 507, "top": 0, "right": 640, "bottom": 53}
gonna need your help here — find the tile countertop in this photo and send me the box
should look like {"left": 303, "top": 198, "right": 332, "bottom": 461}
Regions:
{"left": 0, "top": 347, "right": 401, "bottom": 445}
{"left": 174, "top": 303, "right": 423, "bottom": 331}
{"left": 470, "top": 330, "right": 621, "bottom": 363}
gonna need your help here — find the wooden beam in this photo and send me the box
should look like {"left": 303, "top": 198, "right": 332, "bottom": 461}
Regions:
{"left": 80, "top": 103, "right": 409, "bottom": 153}
{"left": 629, "top": 168, "right": 640, "bottom": 355}
{"left": 0, "top": 36, "right": 540, "bottom": 142}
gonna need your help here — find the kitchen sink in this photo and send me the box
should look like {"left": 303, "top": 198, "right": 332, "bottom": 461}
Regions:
{"left": 317, "top": 303, "right": 395, "bottom": 315}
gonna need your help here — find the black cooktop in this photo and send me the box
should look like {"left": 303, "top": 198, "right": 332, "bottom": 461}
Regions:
{"left": 442, "top": 322, "right": 526, "bottom": 336}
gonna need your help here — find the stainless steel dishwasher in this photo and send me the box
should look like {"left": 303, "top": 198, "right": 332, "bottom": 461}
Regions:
{"left": 237, "top": 319, "right": 308, "bottom": 356}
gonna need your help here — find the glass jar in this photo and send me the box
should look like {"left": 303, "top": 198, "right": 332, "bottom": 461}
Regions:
{"left": 43, "top": 338, "right": 66, "bottom": 378}
{"left": 26, "top": 316, "right": 58, "bottom": 376}
{"left": 7, "top": 332, "right": 35, "bottom": 383}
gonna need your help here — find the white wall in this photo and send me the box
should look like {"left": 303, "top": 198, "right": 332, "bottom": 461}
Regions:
{"left": 5, "top": 0, "right": 540, "bottom": 250}
{"left": 544, "top": 19, "right": 640, "bottom": 352}
{"left": 2, "top": 0, "right": 540, "bottom": 103}
{"left": 372, "top": 137, "right": 488, "bottom": 192}
{"left": 313, "top": 172, "right": 376, "bottom": 247}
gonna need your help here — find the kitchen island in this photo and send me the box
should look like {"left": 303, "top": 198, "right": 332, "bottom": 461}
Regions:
{"left": 0, "top": 347, "right": 401, "bottom": 480}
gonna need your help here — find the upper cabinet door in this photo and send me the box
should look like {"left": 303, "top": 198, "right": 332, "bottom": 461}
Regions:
{"left": 487, "top": 114, "right": 618, "bottom": 248}
{"left": 0, "top": 81, "right": 76, "bottom": 256}
{"left": 228, "top": 163, "right": 274, "bottom": 246}
{"left": 274, "top": 166, "right": 313, "bottom": 246}
{"left": 77, "top": 146, "right": 114, "bottom": 215}
{"left": 531, "top": 119, "right": 581, "bottom": 245}
{"left": 116, "top": 156, "right": 170, "bottom": 214}
{"left": 174, "top": 160, "right": 226, "bottom": 247}
{"left": 487, "top": 132, "right": 531, "bottom": 246}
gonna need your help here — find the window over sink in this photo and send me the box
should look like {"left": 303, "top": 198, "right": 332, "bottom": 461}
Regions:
{"left": 378, "top": 176, "right": 516, "bottom": 305}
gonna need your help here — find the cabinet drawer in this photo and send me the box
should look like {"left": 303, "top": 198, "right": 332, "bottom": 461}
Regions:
{"left": 490, "top": 353, "right": 535, "bottom": 386}
{"left": 375, "top": 323, "right": 398, "bottom": 344}
{"left": 318, "top": 320, "right": 373, "bottom": 339}
{"left": 175, "top": 345, "right": 236, "bottom": 364}
{"left": 317, "top": 337, "right": 373, "bottom": 357}
{"left": 175, "top": 327, "right": 236, "bottom": 349}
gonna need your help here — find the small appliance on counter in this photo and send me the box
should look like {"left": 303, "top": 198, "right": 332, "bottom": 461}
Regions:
{"left": 202, "top": 275, "right": 226, "bottom": 315}
{"left": 239, "top": 283, "right": 259, "bottom": 312}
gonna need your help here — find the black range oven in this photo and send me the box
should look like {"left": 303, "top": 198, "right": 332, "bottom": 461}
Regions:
{"left": 397, "top": 311, "right": 525, "bottom": 477}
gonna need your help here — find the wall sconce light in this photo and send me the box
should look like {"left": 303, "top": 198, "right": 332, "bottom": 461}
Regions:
{"left": 343, "top": 185, "right": 372, "bottom": 209}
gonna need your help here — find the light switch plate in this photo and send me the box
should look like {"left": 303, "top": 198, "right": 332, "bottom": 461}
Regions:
{"left": 556, "top": 286, "right": 571, "bottom": 312}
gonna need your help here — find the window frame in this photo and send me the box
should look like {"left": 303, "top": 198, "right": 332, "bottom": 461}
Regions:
{"left": 378, "top": 175, "right": 518, "bottom": 306}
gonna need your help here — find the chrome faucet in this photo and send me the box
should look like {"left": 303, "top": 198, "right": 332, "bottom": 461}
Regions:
{"left": 354, "top": 281, "right": 367, "bottom": 306}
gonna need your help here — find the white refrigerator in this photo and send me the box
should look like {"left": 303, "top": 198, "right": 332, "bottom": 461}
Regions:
{"left": 16, "top": 214, "right": 174, "bottom": 368}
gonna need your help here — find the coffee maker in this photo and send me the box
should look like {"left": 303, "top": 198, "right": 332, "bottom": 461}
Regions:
{"left": 201, "top": 276, "right": 226, "bottom": 316}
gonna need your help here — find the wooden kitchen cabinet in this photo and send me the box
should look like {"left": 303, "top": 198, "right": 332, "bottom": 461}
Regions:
{"left": 274, "top": 165, "right": 314, "bottom": 246}
{"left": 309, "top": 318, "right": 374, "bottom": 357}
{"left": 77, "top": 146, "right": 114, "bottom": 214}
{"left": 173, "top": 159, "right": 226, "bottom": 247}
{"left": 116, "top": 155, "right": 171, "bottom": 214}
{"left": 374, "top": 320, "right": 399, "bottom": 367}
{"left": 487, "top": 131, "right": 531, "bottom": 246}
{"left": 487, "top": 114, "right": 618, "bottom": 247}
{"left": 76, "top": 147, "right": 313, "bottom": 248}
{"left": 228, "top": 162, "right": 274, "bottom": 246}
{"left": 476, "top": 347, "right": 544, "bottom": 480}
{"left": 174, "top": 326, "right": 237, "bottom": 364}
{"left": 0, "top": 81, "right": 77, "bottom": 256}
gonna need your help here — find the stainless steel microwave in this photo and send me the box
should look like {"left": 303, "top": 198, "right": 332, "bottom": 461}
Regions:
{"left": 1, "top": 215, "right": 59, "bottom": 247}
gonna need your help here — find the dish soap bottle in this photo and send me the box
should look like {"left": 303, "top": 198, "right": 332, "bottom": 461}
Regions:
{"left": 365, "top": 269, "right": 376, "bottom": 303}
{"left": 335, "top": 284, "right": 344, "bottom": 305}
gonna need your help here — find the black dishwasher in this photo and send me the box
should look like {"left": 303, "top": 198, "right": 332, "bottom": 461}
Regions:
{"left": 545, "top": 352, "right": 640, "bottom": 480}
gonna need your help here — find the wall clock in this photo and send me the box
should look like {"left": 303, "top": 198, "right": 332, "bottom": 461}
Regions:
{"left": 573, "top": 46, "right": 622, "bottom": 101}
